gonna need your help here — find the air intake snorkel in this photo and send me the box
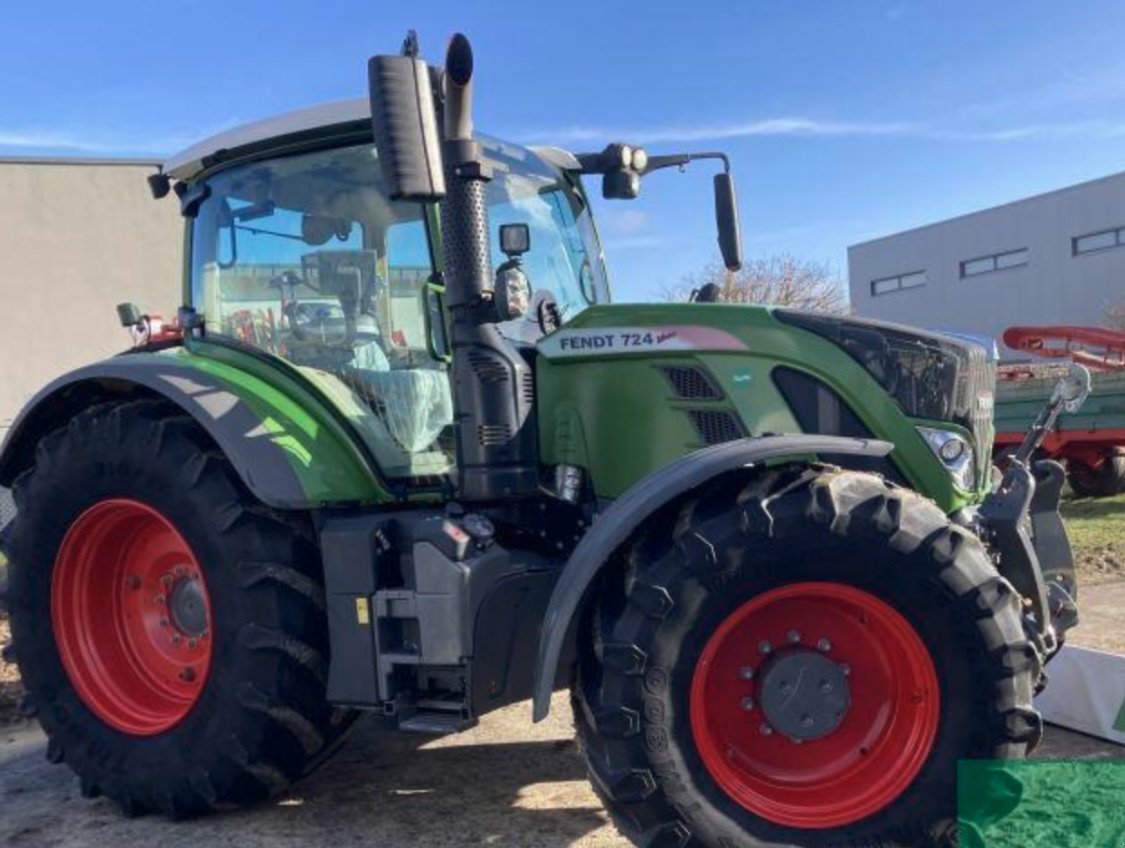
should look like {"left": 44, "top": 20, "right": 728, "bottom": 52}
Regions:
{"left": 439, "top": 34, "right": 539, "bottom": 501}
{"left": 367, "top": 32, "right": 537, "bottom": 501}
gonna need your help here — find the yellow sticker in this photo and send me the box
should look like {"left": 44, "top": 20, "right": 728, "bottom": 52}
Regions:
{"left": 355, "top": 597, "right": 370, "bottom": 626}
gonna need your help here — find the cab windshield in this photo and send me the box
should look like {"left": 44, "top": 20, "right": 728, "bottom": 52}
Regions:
{"left": 189, "top": 138, "right": 606, "bottom": 482}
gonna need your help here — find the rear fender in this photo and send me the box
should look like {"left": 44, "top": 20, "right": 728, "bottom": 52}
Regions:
{"left": 0, "top": 353, "right": 389, "bottom": 509}
{"left": 531, "top": 434, "right": 895, "bottom": 721}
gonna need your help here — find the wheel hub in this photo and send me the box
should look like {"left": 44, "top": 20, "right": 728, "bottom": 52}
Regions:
{"left": 169, "top": 575, "right": 208, "bottom": 637}
{"left": 759, "top": 649, "right": 851, "bottom": 742}
{"left": 51, "top": 499, "right": 213, "bottom": 737}
{"left": 690, "top": 581, "right": 941, "bottom": 829}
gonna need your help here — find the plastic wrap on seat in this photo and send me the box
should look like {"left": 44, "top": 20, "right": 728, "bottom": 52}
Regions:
{"left": 354, "top": 369, "right": 453, "bottom": 453}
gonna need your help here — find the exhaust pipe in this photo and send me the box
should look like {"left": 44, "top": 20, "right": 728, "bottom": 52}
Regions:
{"left": 439, "top": 33, "right": 538, "bottom": 501}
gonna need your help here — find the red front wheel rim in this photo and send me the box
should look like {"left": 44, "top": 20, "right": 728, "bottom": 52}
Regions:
{"left": 51, "top": 499, "right": 213, "bottom": 736}
{"left": 690, "top": 582, "right": 940, "bottom": 829}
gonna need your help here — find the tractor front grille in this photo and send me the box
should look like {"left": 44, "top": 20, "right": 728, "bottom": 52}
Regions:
{"left": 688, "top": 409, "right": 746, "bottom": 445}
{"left": 659, "top": 365, "right": 724, "bottom": 400}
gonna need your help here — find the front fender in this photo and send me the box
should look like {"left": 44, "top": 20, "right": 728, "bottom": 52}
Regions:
{"left": 531, "top": 434, "right": 894, "bottom": 721}
{"left": 0, "top": 350, "right": 390, "bottom": 509}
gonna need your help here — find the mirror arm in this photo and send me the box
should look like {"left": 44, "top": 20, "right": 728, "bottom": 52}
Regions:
{"left": 641, "top": 151, "right": 730, "bottom": 175}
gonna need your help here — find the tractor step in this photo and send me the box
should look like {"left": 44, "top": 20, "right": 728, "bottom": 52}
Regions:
{"left": 398, "top": 710, "right": 478, "bottom": 735}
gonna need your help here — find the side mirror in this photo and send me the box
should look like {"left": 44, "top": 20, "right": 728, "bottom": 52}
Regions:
{"left": 367, "top": 49, "right": 445, "bottom": 202}
{"left": 117, "top": 302, "right": 143, "bottom": 328}
{"left": 494, "top": 263, "right": 531, "bottom": 321}
{"left": 714, "top": 172, "right": 743, "bottom": 271}
{"left": 500, "top": 223, "right": 530, "bottom": 257}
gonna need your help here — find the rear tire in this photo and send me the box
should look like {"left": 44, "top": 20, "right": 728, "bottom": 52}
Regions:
{"left": 1067, "top": 453, "right": 1125, "bottom": 498}
{"left": 573, "top": 466, "right": 1041, "bottom": 848}
{"left": 7, "top": 400, "right": 355, "bottom": 816}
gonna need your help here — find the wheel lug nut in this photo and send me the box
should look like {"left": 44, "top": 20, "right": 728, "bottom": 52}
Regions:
{"left": 740, "top": 697, "right": 755, "bottom": 711}
{"left": 174, "top": 566, "right": 186, "bottom": 577}
{"left": 820, "top": 680, "right": 834, "bottom": 694}
{"left": 758, "top": 641, "right": 772, "bottom": 655}
{"left": 179, "top": 667, "right": 196, "bottom": 682}
{"left": 738, "top": 666, "right": 755, "bottom": 680}
{"left": 759, "top": 723, "right": 773, "bottom": 736}
{"left": 172, "top": 634, "right": 182, "bottom": 645}
{"left": 188, "top": 638, "right": 198, "bottom": 650}
{"left": 840, "top": 663, "right": 851, "bottom": 676}
{"left": 160, "top": 618, "right": 169, "bottom": 627}
{"left": 787, "top": 629, "right": 801, "bottom": 644}
{"left": 817, "top": 638, "right": 832, "bottom": 653}
{"left": 800, "top": 714, "right": 814, "bottom": 728}
{"left": 154, "top": 595, "right": 165, "bottom": 605}
{"left": 780, "top": 681, "right": 793, "bottom": 694}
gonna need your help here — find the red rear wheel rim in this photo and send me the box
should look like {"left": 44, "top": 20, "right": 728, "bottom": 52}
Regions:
{"left": 51, "top": 499, "right": 212, "bottom": 736}
{"left": 690, "top": 582, "right": 940, "bottom": 829}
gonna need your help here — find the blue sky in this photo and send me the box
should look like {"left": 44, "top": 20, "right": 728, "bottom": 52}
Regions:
{"left": 3, "top": 1, "right": 1125, "bottom": 302}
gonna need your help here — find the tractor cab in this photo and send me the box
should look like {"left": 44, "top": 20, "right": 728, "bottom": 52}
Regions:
{"left": 166, "top": 106, "right": 609, "bottom": 483}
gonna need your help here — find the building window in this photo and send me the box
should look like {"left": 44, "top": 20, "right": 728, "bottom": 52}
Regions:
{"left": 870, "top": 270, "right": 926, "bottom": 296}
{"left": 960, "top": 247, "right": 1029, "bottom": 278}
{"left": 1073, "top": 227, "right": 1124, "bottom": 255}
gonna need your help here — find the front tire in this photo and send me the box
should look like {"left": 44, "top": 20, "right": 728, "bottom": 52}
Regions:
{"left": 574, "top": 467, "right": 1041, "bottom": 848}
{"left": 7, "top": 400, "right": 354, "bottom": 816}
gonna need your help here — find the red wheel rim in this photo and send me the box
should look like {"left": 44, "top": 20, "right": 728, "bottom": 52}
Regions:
{"left": 690, "top": 582, "right": 940, "bottom": 829}
{"left": 51, "top": 499, "right": 212, "bottom": 736}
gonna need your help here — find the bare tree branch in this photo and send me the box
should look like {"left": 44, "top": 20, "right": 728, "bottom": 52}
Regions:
{"left": 665, "top": 254, "right": 849, "bottom": 313}
{"left": 1107, "top": 299, "right": 1125, "bottom": 331}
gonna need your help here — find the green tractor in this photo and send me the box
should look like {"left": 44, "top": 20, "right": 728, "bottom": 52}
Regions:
{"left": 0, "top": 31, "right": 1089, "bottom": 848}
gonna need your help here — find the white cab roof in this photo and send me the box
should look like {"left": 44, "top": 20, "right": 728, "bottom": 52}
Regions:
{"left": 163, "top": 97, "right": 581, "bottom": 181}
{"left": 163, "top": 99, "right": 371, "bottom": 181}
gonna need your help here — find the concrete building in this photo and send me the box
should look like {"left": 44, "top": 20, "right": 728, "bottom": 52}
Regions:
{"left": 0, "top": 157, "right": 183, "bottom": 445}
{"left": 848, "top": 170, "right": 1125, "bottom": 357}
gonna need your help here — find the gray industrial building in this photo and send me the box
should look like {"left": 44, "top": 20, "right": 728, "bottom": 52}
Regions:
{"left": 0, "top": 157, "right": 183, "bottom": 443}
{"left": 848, "top": 170, "right": 1125, "bottom": 357}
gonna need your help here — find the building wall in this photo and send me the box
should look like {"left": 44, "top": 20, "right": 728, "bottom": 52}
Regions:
{"left": 0, "top": 159, "right": 184, "bottom": 442}
{"left": 848, "top": 171, "right": 1125, "bottom": 356}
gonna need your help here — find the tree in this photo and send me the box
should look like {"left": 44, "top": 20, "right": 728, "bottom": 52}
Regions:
{"left": 1107, "top": 299, "right": 1125, "bottom": 331}
{"left": 667, "top": 254, "right": 848, "bottom": 313}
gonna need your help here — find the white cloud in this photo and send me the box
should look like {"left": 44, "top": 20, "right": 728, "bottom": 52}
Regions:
{"left": 515, "top": 116, "right": 1125, "bottom": 147}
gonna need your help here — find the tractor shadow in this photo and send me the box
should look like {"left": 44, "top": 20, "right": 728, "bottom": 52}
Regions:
{"left": 284, "top": 714, "right": 611, "bottom": 846}
{"left": 1, "top": 705, "right": 617, "bottom": 848}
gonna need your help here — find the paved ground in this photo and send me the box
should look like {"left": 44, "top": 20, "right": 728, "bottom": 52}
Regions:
{"left": 2, "top": 583, "right": 1122, "bottom": 848}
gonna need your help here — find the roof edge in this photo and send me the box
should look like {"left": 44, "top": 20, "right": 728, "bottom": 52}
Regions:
{"left": 849, "top": 167, "right": 1125, "bottom": 251}
{"left": 0, "top": 156, "right": 162, "bottom": 168}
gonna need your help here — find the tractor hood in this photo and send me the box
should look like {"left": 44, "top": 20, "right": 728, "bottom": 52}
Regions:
{"left": 535, "top": 302, "right": 996, "bottom": 509}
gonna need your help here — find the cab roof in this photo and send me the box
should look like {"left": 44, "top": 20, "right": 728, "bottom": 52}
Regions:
{"left": 162, "top": 97, "right": 580, "bottom": 182}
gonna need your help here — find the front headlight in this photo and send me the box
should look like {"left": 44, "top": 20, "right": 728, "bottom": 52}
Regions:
{"left": 918, "top": 427, "right": 975, "bottom": 491}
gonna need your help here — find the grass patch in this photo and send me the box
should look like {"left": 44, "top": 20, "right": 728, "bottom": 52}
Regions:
{"left": 1060, "top": 493, "right": 1125, "bottom": 583}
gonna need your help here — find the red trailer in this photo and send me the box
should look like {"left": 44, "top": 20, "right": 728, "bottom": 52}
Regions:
{"left": 995, "top": 326, "right": 1125, "bottom": 496}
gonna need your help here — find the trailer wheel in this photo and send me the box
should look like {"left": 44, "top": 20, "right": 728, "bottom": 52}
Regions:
{"left": 6, "top": 400, "right": 354, "bottom": 816}
{"left": 1067, "top": 454, "right": 1125, "bottom": 498}
{"left": 574, "top": 467, "right": 1040, "bottom": 848}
